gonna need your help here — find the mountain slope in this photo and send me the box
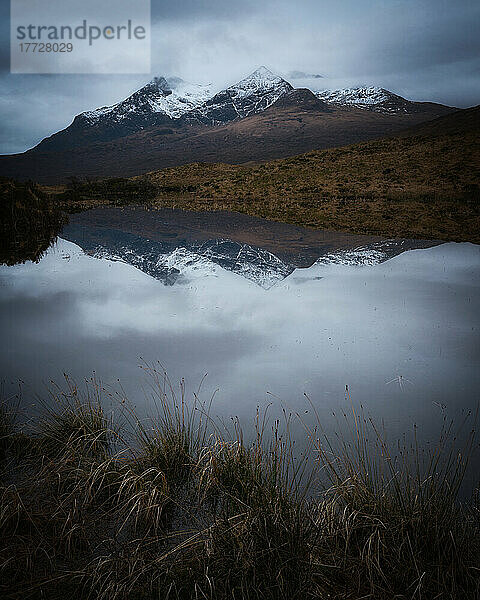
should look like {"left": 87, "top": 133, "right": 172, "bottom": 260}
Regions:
{"left": 33, "top": 67, "right": 290, "bottom": 152}
{"left": 35, "top": 77, "right": 212, "bottom": 152}
{"left": 62, "top": 221, "right": 295, "bottom": 289}
{"left": 271, "top": 88, "right": 332, "bottom": 111}
{"left": 61, "top": 208, "right": 440, "bottom": 288}
{"left": 14, "top": 72, "right": 456, "bottom": 160}
{"left": 25, "top": 106, "right": 477, "bottom": 245}
{"left": 0, "top": 93, "right": 455, "bottom": 183}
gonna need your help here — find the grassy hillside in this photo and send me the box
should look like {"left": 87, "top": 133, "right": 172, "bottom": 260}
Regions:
{"left": 53, "top": 106, "right": 480, "bottom": 242}
{"left": 143, "top": 107, "right": 480, "bottom": 241}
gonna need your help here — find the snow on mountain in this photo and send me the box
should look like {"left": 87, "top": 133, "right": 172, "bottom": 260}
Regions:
{"left": 34, "top": 68, "right": 293, "bottom": 151}
{"left": 155, "top": 247, "right": 218, "bottom": 279}
{"left": 313, "top": 240, "right": 423, "bottom": 266}
{"left": 81, "top": 76, "right": 213, "bottom": 124}
{"left": 142, "top": 239, "right": 294, "bottom": 289}
{"left": 91, "top": 245, "right": 181, "bottom": 286}
{"left": 32, "top": 67, "right": 455, "bottom": 154}
{"left": 63, "top": 224, "right": 294, "bottom": 289}
{"left": 35, "top": 75, "right": 215, "bottom": 151}
{"left": 314, "top": 246, "right": 388, "bottom": 266}
{"left": 194, "top": 239, "right": 293, "bottom": 288}
{"left": 183, "top": 66, "right": 293, "bottom": 125}
{"left": 231, "top": 66, "right": 292, "bottom": 101}
{"left": 84, "top": 237, "right": 432, "bottom": 288}
{"left": 62, "top": 221, "right": 442, "bottom": 290}
{"left": 93, "top": 241, "right": 293, "bottom": 289}
{"left": 315, "top": 86, "right": 413, "bottom": 113}
{"left": 82, "top": 67, "right": 291, "bottom": 128}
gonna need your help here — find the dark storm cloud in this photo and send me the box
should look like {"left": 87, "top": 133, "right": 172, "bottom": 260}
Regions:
{"left": 1, "top": 0, "right": 479, "bottom": 153}
{"left": 341, "top": 4, "right": 480, "bottom": 75}
{"left": 150, "top": 0, "right": 260, "bottom": 22}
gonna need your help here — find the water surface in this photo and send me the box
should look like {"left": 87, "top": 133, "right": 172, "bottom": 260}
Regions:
{"left": 1, "top": 221, "right": 479, "bottom": 455}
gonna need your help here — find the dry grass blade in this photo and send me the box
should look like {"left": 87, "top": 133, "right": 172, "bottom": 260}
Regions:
{"left": 0, "top": 378, "right": 478, "bottom": 599}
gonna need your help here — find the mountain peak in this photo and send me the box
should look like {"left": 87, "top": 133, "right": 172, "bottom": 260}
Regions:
{"left": 147, "top": 76, "right": 171, "bottom": 92}
{"left": 249, "top": 65, "right": 276, "bottom": 78}
{"left": 314, "top": 85, "right": 454, "bottom": 114}
{"left": 238, "top": 66, "right": 286, "bottom": 86}
{"left": 184, "top": 67, "right": 293, "bottom": 125}
{"left": 227, "top": 66, "right": 292, "bottom": 100}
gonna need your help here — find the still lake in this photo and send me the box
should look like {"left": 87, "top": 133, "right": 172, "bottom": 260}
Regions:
{"left": 1, "top": 208, "right": 479, "bottom": 456}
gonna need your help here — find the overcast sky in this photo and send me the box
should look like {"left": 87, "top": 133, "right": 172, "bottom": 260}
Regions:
{"left": 1, "top": 0, "right": 479, "bottom": 154}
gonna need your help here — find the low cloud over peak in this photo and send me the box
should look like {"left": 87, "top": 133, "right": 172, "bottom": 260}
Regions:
{"left": 287, "top": 71, "right": 324, "bottom": 80}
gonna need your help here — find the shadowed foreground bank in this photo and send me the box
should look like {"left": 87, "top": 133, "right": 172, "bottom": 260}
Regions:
{"left": 0, "top": 178, "right": 66, "bottom": 266}
{"left": 1, "top": 373, "right": 479, "bottom": 600}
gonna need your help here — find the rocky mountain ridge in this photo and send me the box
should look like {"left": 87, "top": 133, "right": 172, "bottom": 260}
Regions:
{"left": 29, "top": 68, "right": 454, "bottom": 154}
{"left": 315, "top": 86, "right": 448, "bottom": 114}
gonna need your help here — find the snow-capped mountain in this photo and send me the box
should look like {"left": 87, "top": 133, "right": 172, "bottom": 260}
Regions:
{"left": 94, "top": 240, "right": 293, "bottom": 289}
{"left": 183, "top": 66, "right": 293, "bottom": 125}
{"left": 35, "top": 76, "right": 213, "bottom": 151}
{"left": 82, "top": 77, "right": 213, "bottom": 123}
{"left": 34, "top": 67, "right": 293, "bottom": 151}
{"left": 28, "top": 67, "right": 454, "bottom": 160}
{"left": 315, "top": 86, "right": 429, "bottom": 113}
